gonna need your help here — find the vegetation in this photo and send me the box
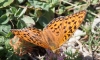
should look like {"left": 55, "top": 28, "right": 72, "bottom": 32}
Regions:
{"left": 0, "top": 0, "right": 100, "bottom": 60}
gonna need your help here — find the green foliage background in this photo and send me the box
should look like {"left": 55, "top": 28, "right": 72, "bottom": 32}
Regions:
{"left": 0, "top": 0, "right": 100, "bottom": 60}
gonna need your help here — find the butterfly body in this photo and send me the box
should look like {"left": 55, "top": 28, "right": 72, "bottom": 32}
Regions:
{"left": 11, "top": 10, "right": 87, "bottom": 52}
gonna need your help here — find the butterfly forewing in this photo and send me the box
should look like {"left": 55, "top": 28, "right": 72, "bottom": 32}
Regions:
{"left": 60, "top": 10, "right": 86, "bottom": 46}
{"left": 43, "top": 10, "right": 86, "bottom": 51}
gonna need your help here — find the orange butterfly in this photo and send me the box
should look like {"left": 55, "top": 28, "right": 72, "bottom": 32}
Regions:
{"left": 11, "top": 10, "right": 87, "bottom": 52}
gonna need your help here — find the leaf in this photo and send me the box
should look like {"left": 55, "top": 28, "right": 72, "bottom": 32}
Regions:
{"left": 38, "top": 16, "right": 49, "bottom": 27}
{"left": 0, "top": 36, "right": 5, "bottom": 45}
{"left": 0, "top": 0, "right": 14, "bottom": 8}
{"left": 58, "top": 6, "right": 65, "bottom": 15}
{"left": 91, "top": 0, "right": 99, "bottom": 5}
{"left": 0, "top": 14, "right": 9, "bottom": 24}
{"left": 16, "top": 19, "right": 26, "bottom": 28}
{"left": 49, "top": 0, "right": 59, "bottom": 7}
{"left": 14, "top": 8, "right": 23, "bottom": 17}
{"left": 0, "top": 46, "right": 4, "bottom": 51}
{"left": 21, "top": 15, "right": 35, "bottom": 27}
{"left": 9, "top": 7, "right": 17, "bottom": 14}
{"left": 18, "top": 6, "right": 27, "bottom": 18}
{"left": 0, "top": 25, "right": 11, "bottom": 36}
{"left": 28, "top": 0, "right": 50, "bottom": 11}
{"left": 17, "top": 0, "right": 25, "bottom": 4}
{"left": 6, "top": 51, "right": 21, "bottom": 60}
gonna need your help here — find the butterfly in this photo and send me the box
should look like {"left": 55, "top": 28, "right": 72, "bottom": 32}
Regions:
{"left": 11, "top": 10, "right": 87, "bottom": 52}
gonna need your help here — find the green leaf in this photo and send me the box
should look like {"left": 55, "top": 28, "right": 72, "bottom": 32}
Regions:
{"left": 0, "top": 14, "right": 9, "bottom": 24}
{"left": 5, "top": 39, "right": 10, "bottom": 50}
{"left": 0, "top": 25, "right": 11, "bottom": 36}
{"left": 6, "top": 51, "right": 20, "bottom": 60}
{"left": 39, "top": 10, "right": 54, "bottom": 22}
{"left": 17, "top": 19, "right": 26, "bottom": 28}
{"left": 38, "top": 16, "right": 49, "bottom": 27}
{"left": 0, "top": 0, "right": 14, "bottom": 8}
{"left": 58, "top": 6, "right": 65, "bottom": 14}
{"left": 0, "top": 46, "right": 4, "bottom": 51}
{"left": 18, "top": 6, "right": 27, "bottom": 18}
{"left": 14, "top": 8, "right": 22, "bottom": 17}
{"left": 49, "top": 0, "right": 59, "bottom": 7}
{"left": 17, "top": 0, "right": 25, "bottom": 4}
{"left": 91, "top": 0, "right": 99, "bottom": 5}
{"left": 28, "top": 0, "right": 50, "bottom": 11}
{"left": 10, "top": 7, "right": 17, "bottom": 14}
{"left": 21, "top": 15, "right": 35, "bottom": 27}
{"left": 0, "top": 36, "right": 5, "bottom": 45}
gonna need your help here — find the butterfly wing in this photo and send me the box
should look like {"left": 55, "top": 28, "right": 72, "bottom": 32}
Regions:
{"left": 11, "top": 27, "right": 50, "bottom": 49}
{"left": 43, "top": 10, "right": 87, "bottom": 51}
{"left": 42, "top": 16, "right": 65, "bottom": 51}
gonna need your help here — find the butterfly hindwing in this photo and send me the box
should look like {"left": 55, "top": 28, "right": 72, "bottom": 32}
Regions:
{"left": 11, "top": 27, "right": 50, "bottom": 49}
